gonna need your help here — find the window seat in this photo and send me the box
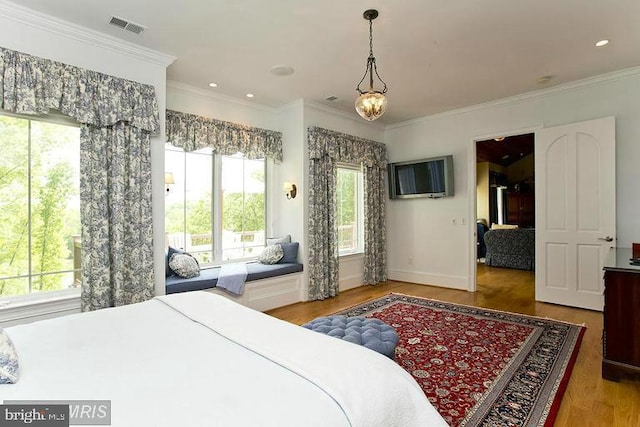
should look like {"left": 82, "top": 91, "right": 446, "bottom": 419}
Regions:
{"left": 166, "top": 262, "right": 304, "bottom": 295}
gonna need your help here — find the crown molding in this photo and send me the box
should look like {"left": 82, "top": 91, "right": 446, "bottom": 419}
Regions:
{"left": 277, "top": 98, "right": 305, "bottom": 114}
{"left": 167, "top": 80, "right": 280, "bottom": 114}
{"left": 387, "top": 65, "right": 640, "bottom": 130}
{"left": 0, "top": 0, "right": 176, "bottom": 67}
{"left": 303, "top": 100, "right": 386, "bottom": 131}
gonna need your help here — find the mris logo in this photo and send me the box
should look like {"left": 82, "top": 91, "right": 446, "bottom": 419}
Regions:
{"left": 0, "top": 404, "right": 68, "bottom": 426}
{"left": 2, "top": 401, "right": 110, "bottom": 426}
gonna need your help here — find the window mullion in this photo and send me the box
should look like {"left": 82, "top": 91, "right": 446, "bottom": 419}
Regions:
{"left": 214, "top": 155, "right": 222, "bottom": 263}
{"left": 241, "top": 158, "right": 246, "bottom": 257}
{"left": 27, "top": 119, "right": 32, "bottom": 294}
{"left": 182, "top": 151, "right": 187, "bottom": 251}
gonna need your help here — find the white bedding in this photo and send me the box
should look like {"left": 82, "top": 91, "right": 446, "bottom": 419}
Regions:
{"left": 2, "top": 292, "right": 447, "bottom": 427}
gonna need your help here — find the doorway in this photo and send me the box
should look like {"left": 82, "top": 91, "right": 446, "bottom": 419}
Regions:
{"left": 469, "top": 118, "right": 615, "bottom": 311}
{"left": 474, "top": 133, "right": 536, "bottom": 296}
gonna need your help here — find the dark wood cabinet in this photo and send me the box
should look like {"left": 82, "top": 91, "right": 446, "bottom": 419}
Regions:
{"left": 506, "top": 191, "right": 535, "bottom": 227}
{"left": 602, "top": 249, "right": 640, "bottom": 381}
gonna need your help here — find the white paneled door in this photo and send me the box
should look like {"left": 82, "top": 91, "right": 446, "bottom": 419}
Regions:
{"left": 535, "top": 117, "right": 615, "bottom": 311}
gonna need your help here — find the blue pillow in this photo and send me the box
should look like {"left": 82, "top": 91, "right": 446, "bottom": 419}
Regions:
{"left": 278, "top": 242, "right": 299, "bottom": 264}
{"left": 166, "top": 246, "right": 185, "bottom": 277}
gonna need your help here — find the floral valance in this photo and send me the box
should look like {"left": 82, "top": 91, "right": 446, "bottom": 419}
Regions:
{"left": 307, "top": 126, "right": 387, "bottom": 168}
{"left": 0, "top": 47, "right": 160, "bottom": 133}
{"left": 166, "top": 109, "right": 283, "bottom": 161}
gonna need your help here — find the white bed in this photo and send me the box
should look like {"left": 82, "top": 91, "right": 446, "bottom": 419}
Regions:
{"left": 2, "top": 292, "right": 447, "bottom": 426}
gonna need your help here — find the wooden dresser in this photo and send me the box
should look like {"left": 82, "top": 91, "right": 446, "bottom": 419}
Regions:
{"left": 506, "top": 191, "right": 535, "bottom": 227}
{"left": 602, "top": 248, "right": 640, "bottom": 381}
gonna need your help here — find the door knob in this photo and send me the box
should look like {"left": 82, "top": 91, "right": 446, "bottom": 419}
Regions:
{"left": 598, "top": 236, "right": 614, "bottom": 242}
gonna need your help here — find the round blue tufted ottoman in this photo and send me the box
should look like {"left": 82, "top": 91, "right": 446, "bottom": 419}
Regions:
{"left": 302, "top": 315, "right": 399, "bottom": 359}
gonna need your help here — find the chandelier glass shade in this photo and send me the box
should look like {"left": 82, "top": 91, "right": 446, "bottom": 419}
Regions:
{"left": 355, "top": 9, "right": 388, "bottom": 121}
{"left": 355, "top": 91, "right": 387, "bottom": 121}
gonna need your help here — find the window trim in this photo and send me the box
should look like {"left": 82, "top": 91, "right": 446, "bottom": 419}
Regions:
{"left": 336, "top": 163, "right": 364, "bottom": 257}
{"left": 165, "top": 146, "right": 268, "bottom": 266}
{"left": 0, "top": 112, "right": 81, "bottom": 304}
{"left": 217, "top": 154, "right": 268, "bottom": 263}
{"left": 0, "top": 287, "right": 80, "bottom": 309}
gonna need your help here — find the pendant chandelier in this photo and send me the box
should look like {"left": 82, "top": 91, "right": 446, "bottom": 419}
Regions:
{"left": 355, "top": 9, "right": 388, "bottom": 121}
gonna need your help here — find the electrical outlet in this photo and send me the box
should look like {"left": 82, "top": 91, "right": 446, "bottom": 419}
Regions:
{"left": 408, "top": 257, "right": 413, "bottom": 265}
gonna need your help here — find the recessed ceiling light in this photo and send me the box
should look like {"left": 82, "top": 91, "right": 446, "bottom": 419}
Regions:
{"left": 246, "top": 93, "right": 254, "bottom": 98}
{"left": 208, "top": 82, "right": 218, "bottom": 88}
{"left": 270, "top": 65, "right": 295, "bottom": 76}
{"left": 595, "top": 39, "right": 609, "bottom": 47}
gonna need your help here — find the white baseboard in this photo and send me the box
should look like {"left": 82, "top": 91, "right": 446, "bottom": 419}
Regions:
{"left": 339, "top": 274, "right": 363, "bottom": 292}
{"left": 387, "top": 269, "right": 469, "bottom": 290}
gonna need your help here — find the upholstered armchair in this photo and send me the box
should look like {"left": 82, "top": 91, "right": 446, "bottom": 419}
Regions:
{"left": 483, "top": 228, "right": 535, "bottom": 270}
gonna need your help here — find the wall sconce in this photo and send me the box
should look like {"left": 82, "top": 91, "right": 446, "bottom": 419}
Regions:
{"left": 283, "top": 182, "right": 297, "bottom": 199}
{"left": 164, "top": 172, "right": 175, "bottom": 194}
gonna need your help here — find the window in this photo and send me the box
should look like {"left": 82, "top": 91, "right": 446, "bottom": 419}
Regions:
{"left": 336, "top": 165, "right": 364, "bottom": 255}
{"left": 165, "top": 145, "right": 266, "bottom": 265}
{"left": 0, "top": 113, "right": 81, "bottom": 300}
{"left": 221, "top": 155, "right": 266, "bottom": 260}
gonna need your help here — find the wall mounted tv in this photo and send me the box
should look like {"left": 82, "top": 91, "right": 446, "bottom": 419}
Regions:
{"left": 388, "top": 155, "right": 454, "bottom": 199}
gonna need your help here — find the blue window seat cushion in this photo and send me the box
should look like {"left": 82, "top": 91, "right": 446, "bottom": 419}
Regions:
{"left": 166, "top": 262, "right": 304, "bottom": 294}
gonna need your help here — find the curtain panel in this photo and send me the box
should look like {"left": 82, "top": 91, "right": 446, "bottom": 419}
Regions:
{"left": 0, "top": 46, "right": 159, "bottom": 311}
{"left": 307, "top": 126, "right": 388, "bottom": 300}
{"left": 165, "top": 109, "right": 283, "bottom": 161}
{"left": 80, "top": 124, "right": 155, "bottom": 310}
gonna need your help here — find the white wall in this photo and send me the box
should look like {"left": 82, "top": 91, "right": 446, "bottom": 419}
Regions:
{"left": 385, "top": 68, "right": 640, "bottom": 290}
{"left": 274, "top": 100, "right": 306, "bottom": 286}
{"left": 0, "top": 1, "right": 173, "bottom": 323}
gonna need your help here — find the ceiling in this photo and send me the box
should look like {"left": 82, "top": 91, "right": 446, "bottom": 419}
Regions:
{"left": 476, "top": 134, "right": 534, "bottom": 167}
{"left": 12, "top": 0, "right": 640, "bottom": 124}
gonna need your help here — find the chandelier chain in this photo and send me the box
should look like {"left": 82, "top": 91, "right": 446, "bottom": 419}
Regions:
{"left": 356, "top": 13, "right": 388, "bottom": 94}
{"left": 369, "top": 19, "right": 374, "bottom": 58}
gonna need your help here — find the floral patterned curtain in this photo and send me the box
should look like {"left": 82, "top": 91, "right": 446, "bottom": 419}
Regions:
{"left": 0, "top": 47, "right": 159, "bottom": 311}
{"left": 307, "top": 150, "right": 339, "bottom": 300}
{"left": 165, "top": 109, "right": 282, "bottom": 161}
{"left": 307, "top": 126, "right": 388, "bottom": 300}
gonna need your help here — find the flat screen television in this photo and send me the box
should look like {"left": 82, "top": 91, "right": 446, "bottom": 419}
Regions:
{"left": 388, "top": 155, "right": 454, "bottom": 199}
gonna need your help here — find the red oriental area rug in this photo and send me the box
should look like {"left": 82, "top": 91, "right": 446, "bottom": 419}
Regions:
{"left": 335, "top": 293, "right": 585, "bottom": 427}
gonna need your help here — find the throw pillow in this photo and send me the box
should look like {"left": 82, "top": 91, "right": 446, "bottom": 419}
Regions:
{"left": 266, "top": 235, "right": 291, "bottom": 246}
{"left": 278, "top": 242, "right": 299, "bottom": 264}
{"left": 491, "top": 223, "right": 519, "bottom": 230}
{"left": 0, "top": 330, "right": 19, "bottom": 384}
{"left": 169, "top": 253, "right": 200, "bottom": 279}
{"left": 258, "top": 245, "right": 284, "bottom": 265}
{"left": 166, "top": 246, "right": 186, "bottom": 277}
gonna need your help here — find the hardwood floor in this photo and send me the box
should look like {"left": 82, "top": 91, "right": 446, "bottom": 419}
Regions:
{"left": 267, "top": 264, "right": 640, "bottom": 427}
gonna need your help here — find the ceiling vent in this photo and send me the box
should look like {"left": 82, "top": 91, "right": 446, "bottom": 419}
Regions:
{"left": 109, "top": 16, "right": 146, "bottom": 35}
{"left": 325, "top": 96, "right": 339, "bottom": 102}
